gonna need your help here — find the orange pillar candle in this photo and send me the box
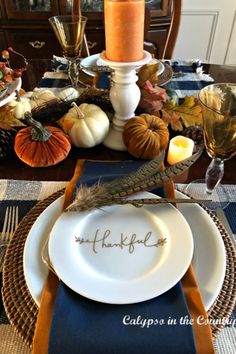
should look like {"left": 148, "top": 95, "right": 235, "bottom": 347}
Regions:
{"left": 104, "top": 0, "right": 145, "bottom": 62}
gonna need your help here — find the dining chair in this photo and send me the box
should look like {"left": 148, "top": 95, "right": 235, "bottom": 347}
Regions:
{"left": 81, "top": 34, "right": 90, "bottom": 58}
{"left": 144, "top": 0, "right": 182, "bottom": 59}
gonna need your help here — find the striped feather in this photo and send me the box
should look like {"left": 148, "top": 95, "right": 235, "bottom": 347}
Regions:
{"left": 103, "top": 150, "right": 165, "bottom": 195}
{"left": 66, "top": 144, "right": 204, "bottom": 212}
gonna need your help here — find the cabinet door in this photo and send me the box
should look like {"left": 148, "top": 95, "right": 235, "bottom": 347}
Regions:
{"left": 61, "top": 0, "right": 171, "bottom": 57}
{"left": 147, "top": 0, "right": 169, "bottom": 17}
{"left": 7, "top": 30, "right": 62, "bottom": 59}
{"left": 0, "top": 31, "right": 7, "bottom": 51}
{"left": 145, "top": 28, "right": 169, "bottom": 58}
{"left": 4, "top": 0, "right": 59, "bottom": 20}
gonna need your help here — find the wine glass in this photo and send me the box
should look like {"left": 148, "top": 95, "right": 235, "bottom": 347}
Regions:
{"left": 49, "top": 15, "right": 87, "bottom": 89}
{"left": 185, "top": 83, "right": 236, "bottom": 209}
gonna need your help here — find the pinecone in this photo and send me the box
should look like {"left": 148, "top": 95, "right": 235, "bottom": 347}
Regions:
{"left": 182, "top": 125, "right": 204, "bottom": 145}
{"left": 78, "top": 88, "right": 113, "bottom": 113}
{"left": 0, "top": 128, "right": 17, "bottom": 160}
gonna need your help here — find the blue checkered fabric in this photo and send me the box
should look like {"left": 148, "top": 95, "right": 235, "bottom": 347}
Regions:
{"left": 0, "top": 180, "right": 235, "bottom": 354}
{"left": 36, "top": 58, "right": 214, "bottom": 99}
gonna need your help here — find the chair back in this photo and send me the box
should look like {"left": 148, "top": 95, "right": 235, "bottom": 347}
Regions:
{"left": 144, "top": 0, "right": 182, "bottom": 59}
{"left": 81, "top": 34, "right": 90, "bottom": 58}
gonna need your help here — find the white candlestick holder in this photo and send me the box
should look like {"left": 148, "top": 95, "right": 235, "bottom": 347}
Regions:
{"left": 100, "top": 51, "right": 152, "bottom": 151}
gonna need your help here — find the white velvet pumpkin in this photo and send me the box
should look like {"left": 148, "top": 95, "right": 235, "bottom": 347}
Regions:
{"left": 58, "top": 87, "right": 79, "bottom": 102}
{"left": 30, "top": 89, "right": 59, "bottom": 109}
{"left": 8, "top": 95, "right": 31, "bottom": 119}
{"left": 58, "top": 102, "right": 110, "bottom": 148}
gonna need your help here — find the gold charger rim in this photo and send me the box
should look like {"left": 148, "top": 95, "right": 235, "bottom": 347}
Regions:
{"left": 2, "top": 188, "right": 236, "bottom": 347}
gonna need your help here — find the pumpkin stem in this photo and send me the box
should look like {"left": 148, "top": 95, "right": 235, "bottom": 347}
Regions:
{"left": 15, "top": 90, "right": 21, "bottom": 102}
{"left": 71, "top": 102, "right": 85, "bottom": 119}
{"left": 24, "top": 112, "right": 52, "bottom": 142}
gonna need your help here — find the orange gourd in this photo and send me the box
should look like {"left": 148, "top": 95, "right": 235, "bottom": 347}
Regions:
{"left": 14, "top": 113, "right": 71, "bottom": 167}
{"left": 123, "top": 113, "right": 169, "bottom": 159}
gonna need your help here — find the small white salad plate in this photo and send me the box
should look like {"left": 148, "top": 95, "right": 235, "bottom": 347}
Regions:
{"left": 0, "top": 78, "right": 21, "bottom": 107}
{"left": 80, "top": 54, "right": 165, "bottom": 77}
{"left": 48, "top": 192, "right": 193, "bottom": 304}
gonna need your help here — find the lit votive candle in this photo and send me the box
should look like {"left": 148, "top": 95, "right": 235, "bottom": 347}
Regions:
{"left": 104, "top": 0, "right": 145, "bottom": 62}
{"left": 167, "top": 136, "right": 195, "bottom": 165}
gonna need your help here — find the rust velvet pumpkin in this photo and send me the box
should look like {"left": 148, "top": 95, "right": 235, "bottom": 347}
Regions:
{"left": 123, "top": 114, "right": 169, "bottom": 159}
{"left": 14, "top": 113, "right": 71, "bottom": 167}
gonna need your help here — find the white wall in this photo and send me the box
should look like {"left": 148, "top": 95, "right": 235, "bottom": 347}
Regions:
{"left": 173, "top": 0, "right": 236, "bottom": 65}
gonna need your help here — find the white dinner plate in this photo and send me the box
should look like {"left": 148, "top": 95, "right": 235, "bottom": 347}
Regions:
{"left": 80, "top": 54, "right": 165, "bottom": 77}
{"left": 23, "top": 191, "right": 226, "bottom": 309}
{"left": 48, "top": 192, "right": 193, "bottom": 304}
{"left": 0, "top": 78, "right": 21, "bottom": 107}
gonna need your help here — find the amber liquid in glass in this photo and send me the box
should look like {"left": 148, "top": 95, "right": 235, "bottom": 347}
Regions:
{"left": 49, "top": 15, "right": 87, "bottom": 58}
{"left": 54, "top": 24, "right": 84, "bottom": 57}
{"left": 204, "top": 114, "right": 236, "bottom": 160}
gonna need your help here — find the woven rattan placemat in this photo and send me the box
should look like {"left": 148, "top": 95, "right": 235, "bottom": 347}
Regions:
{"left": 2, "top": 189, "right": 236, "bottom": 348}
{"left": 158, "top": 62, "right": 173, "bottom": 86}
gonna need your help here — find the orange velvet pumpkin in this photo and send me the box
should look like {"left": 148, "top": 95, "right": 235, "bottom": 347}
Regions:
{"left": 14, "top": 113, "right": 71, "bottom": 167}
{"left": 123, "top": 114, "right": 169, "bottom": 159}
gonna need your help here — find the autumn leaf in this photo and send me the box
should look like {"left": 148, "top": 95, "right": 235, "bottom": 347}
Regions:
{"left": 163, "top": 98, "right": 177, "bottom": 110}
{"left": 157, "top": 109, "right": 171, "bottom": 125}
{"left": 180, "top": 96, "right": 196, "bottom": 108}
{"left": 139, "top": 97, "right": 164, "bottom": 114}
{"left": 0, "top": 106, "right": 25, "bottom": 127}
{"left": 172, "top": 105, "right": 203, "bottom": 127}
{"left": 170, "top": 113, "right": 184, "bottom": 131}
{"left": 0, "top": 121, "right": 11, "bottom": 129}
{"left": 138, "top": 81, "right": 168, "bottom": 115}
{"left": 137, "top": 63, "right": 159, "bottom": 88}
{"left": 162, "top": 95, "right": 203, "bottom": 130}
{"left": 160, "top": 109, "right": 183, "bottom": 131}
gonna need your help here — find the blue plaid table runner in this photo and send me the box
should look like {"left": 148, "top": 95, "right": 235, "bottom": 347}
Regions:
{"left": 0, "top": 180, "right": 235, "bottom": 354}
{"left": 166, "top": 60, "right": 214, "bottom": 98}
{"left": 36, "top": 58, "right": 214, "bottom": 99}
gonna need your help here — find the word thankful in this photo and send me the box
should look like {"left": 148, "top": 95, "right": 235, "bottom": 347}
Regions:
{"left": 75, "top": 229, "right": 167, "bottom": 254}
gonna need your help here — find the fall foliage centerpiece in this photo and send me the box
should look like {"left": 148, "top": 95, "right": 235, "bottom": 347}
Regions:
{"left": 120, "top": 62, "right": 204, "bottom": 159}
{"left": 0, "top": 47, "right": 28, "bottom": 159}
{"left": 137, "top": 62, "right": 203, "bottom": 132}
{"left": 0, "top": 49, "right": 204, "bottom": 165}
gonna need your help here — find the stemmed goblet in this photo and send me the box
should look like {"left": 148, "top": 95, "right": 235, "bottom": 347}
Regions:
{"left": 185, "top": 83, "right": 236, "bottom": 209}
{"left": 48, "top": 15, "right": 87, "bottom": 89}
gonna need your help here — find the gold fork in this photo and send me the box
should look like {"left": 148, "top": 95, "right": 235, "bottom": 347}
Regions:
{"left": 0, "top": 206, "right": 19, "bottom": 271}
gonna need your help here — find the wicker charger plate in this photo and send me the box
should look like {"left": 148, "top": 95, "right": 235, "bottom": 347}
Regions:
{"left": 2, "top": 189, "right": 236, "bottom": 348}
{"left": 158, "top": 62, "right": 173, "bottom": 86}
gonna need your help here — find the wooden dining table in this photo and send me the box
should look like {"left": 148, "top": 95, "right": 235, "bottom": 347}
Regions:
{"left": 0, "top": 58, "right": 235, "bottom": 354}
{"left": 0, "top": 59, "right": 235, "bottom": 183}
